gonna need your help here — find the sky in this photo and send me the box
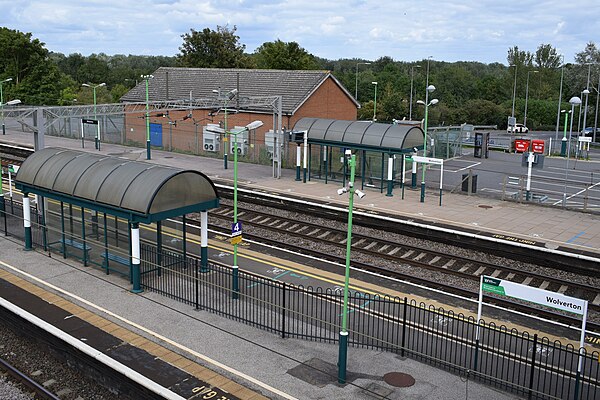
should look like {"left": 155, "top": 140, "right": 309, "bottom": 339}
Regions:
{"left": 1, "top": 0, "right": 599, "bottom": 65}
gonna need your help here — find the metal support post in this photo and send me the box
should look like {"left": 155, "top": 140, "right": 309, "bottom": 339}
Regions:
{"left": 386, "top": 154, "right": 393, "bottom": 196}
{"left": 338, "top": 153, "right": 357, "bottom": 384}
{"left": 200, "top": 211, "right": 209, "bottom": 272}
{"left": 23, "top": 194, "right": 32, "bottom": 251}
{"left": 131, "top": 222, "right": 143, "bottom": 293}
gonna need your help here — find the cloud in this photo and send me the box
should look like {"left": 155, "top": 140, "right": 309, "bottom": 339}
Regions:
{"left": 0, "top": 0, "right": 598, "bottom": 63}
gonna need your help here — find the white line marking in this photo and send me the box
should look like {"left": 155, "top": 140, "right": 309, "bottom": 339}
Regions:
{"left": 454, "top": 162, "right": 481, "bottom": 172}
{"left": 0, "top": 260, "right": 298, "bottom": 400}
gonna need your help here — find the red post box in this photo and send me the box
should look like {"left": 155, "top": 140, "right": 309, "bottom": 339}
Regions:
{"left": 531, "top": 139, "right": 545, "bottom": 154}
{"left": 514, "top": 139, "right": 530, "bottom": 153}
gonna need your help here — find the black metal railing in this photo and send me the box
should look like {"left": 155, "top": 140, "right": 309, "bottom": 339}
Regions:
{"left": 2, "top": 204, "right": 598, "bottom": 400}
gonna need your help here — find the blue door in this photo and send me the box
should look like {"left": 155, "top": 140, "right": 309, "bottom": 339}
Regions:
{"left": 150, "top": 123, "right": 163, "bottom": 147}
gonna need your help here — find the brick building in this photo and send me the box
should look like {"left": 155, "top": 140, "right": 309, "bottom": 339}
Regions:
{"left": 120, "top": 68, "right": 359, "bottom": 162}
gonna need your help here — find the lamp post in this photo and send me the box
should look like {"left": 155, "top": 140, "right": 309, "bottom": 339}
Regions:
{"left": 524, "top": 70, "right": 538, "bottom": 128}
{"left": 562, "top": 96, "right": 582, "bottom": 208}
{"left": 594, "top": 75, "right": 600, "bottom": 143}
{"left": 372, "top": 82, "right": 378, "bottom": 121}
{"left": 1, "top": 78, "right": 13, "bottom": 135}
{"left": 409, "top": 65, "right": 421, "bottom": 120}
{"left": 555, "top": 58, "right": 564, "bottom": 148}
{"left": 582, "top": 64, "right": 592, "bottom": 135}
{"left": 228, "top": 120, "right": 263, "bottom": 299}
{"left": 560, "top": 109, "right": 571, "bottom": 157}
{"left": 509, "top": 64, "right": 518, "bottom": 133}
{"left": 355, "top": 62, "right": 371, "bottom": 100}
{"left": 336, "top": 150, "right": 365, "bottom": 384}
{"left": 82, "top": 82, "right": 106, "bottom": 149}
{"left": 141, "top": 75, "right": 154, "bottom": 160}
{"left": 582, "top": 89, "right": 590, "bottom": 134}
{"left": 213, "top": 88, "right": 238, "bottom": 170}
{"left": 417, "top": 85, "right": 438, "bottom": 203}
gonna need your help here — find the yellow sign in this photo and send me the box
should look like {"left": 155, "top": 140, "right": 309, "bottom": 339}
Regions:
{"left": 231, "top": 235, "right": 243, "bottom": 245}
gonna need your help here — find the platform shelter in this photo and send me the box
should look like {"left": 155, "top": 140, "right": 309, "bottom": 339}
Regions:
{"left": 292, "top": 118, "right": 424, "bottom": 196}
{"left": 15, "top": 147, "right": 219, "bottom": 292}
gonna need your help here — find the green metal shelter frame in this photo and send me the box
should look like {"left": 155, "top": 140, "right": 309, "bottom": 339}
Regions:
{"left": 15, "top": 147, "right": 219, "bottom": 291}
{"left": 292, "top": 118, "right": 424, "bottom": 196}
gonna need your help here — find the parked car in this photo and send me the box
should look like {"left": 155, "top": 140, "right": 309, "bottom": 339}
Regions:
{"left": 581, "top": 127, "right": 599, "bottom": 136}
{"left": 507, "top": 123, "right": 529, "bottom": 134}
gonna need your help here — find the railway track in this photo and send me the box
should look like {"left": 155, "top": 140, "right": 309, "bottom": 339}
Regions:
{"left": 204, "top": 203, "right": 600, "bottom": 328}
{"left": 3, "top": 142, "right": 600, "bottom": 329}
{"left": 0, "top": 356, "right": 61, "bottom": 400}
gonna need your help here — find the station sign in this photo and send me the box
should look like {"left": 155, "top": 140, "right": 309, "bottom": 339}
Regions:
{"left": 231, "top": 222, "right": 243, "bottom": 245}
{"left": 578, "top": 136, "right": 592, "bottom": 143}
{"left": 412, "top": 155, "right": 443, "bottom": 165}
{"left": 81, "top": 118, "right": 99, "bottom": 125}
{"left": 481, "top": 276, "right": 586, "bottom": 315}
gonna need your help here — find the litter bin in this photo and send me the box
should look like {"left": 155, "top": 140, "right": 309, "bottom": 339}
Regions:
{"left": 462, "top": 174, "right": 478, "bottom": 193}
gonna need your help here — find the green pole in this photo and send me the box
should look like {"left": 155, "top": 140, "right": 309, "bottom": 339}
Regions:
{"left": 232, "top": 129, "right": 239, "bottom": 298}
{"left": 561, "top": 111, "right": 569, "bottom": 157}
{"left": 224, "top": 104, "right": 229, "bottom": 169}
{"left": 421, "top": 93, "right": 430, "bottom": 203}
{"left": 338, "top": 153, "right": 356, "bottom": 384}
{"left": 144, "top": 76, "right": 151, "bottom": 160}
{"left": 93, "top": 86, "right": 98, "bottom": 149}
{"left": 1, "top": 78, "right": 11, "bottom": 136}
{"left": 372, "top": 82, "right": 377, "bottom": 121}
{"left": 0, "top": 156, "right": 6, "bottom": 234}
{"left": 1, "top": 80, "right": 4, "bottom": 136}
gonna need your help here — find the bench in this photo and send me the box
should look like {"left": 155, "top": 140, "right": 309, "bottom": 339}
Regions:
{"left": 101, "top": 252, "right": 129, "bottom": 267}
{"left": 50, "top": 238, "right": 92, "bottom": 260}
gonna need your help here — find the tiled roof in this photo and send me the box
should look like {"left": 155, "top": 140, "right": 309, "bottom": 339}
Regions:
{"left": 120, "top": 67, "right": 358, "bottom": 115}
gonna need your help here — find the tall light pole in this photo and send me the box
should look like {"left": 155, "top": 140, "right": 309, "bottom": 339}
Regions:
{"left": 82, "top": 82, "right": 106, "bottom": 149}
{"left": 336, "top": 149, "right": 365, "bottom": 384}
{"left": 213, "top": 120, "right": 263, "bottom": 300}
{"left": 563, "top": 96, "right": 582, "bottom": 208}
{"left": 372, "top": 82, "right": 378, "bottom": 121}
{"left": 213, "top": 88, "right": 238, "bottom": 170}
{"left": 594, "top": 75, "right": 600, "bottom": 143}
{"left": 524, "top": 70, "right": 538, "bottom": 127}
{"left": 1, "top": 78, "right": 13, "bottom": 135}
{"left": 509, "top": 64, "right": 518, "bottom": 133}
{"left": 560, "top": 109, "right": 571, "bottom": 157}
{"left": 555, "top": 58, "right": 564, "bottom": 148}
{"left": 417, "top": 85, "right": 438, "bottom": 203}
{"left": 582, "top": 64, "right": 592, "bottom": 134}
{"left": 355, "top": 62, "right": 371, "bottom": 100}
{"left": 141, "top": 74, "right": 154, "bottom": 160}
{"left": 409, "top": 65, "right": 421, "bottom": 120}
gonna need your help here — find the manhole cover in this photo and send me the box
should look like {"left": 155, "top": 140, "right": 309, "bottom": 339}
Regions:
{"left": 383, "top": 372, "right": 415, "bottom": 388}
{"left": 478, "top": 204, "right": 493, "bottom": 209}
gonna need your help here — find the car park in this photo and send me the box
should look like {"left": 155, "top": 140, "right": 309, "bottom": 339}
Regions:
{"left": 507, "top": 123, "right": 529, "bottom": 134}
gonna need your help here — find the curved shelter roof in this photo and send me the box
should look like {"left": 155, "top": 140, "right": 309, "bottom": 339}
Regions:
{"left": 293, "top": 118, "right": 424, "bottom": 153}
{"left": 15, "top": 148, "right": 219, "bottom": 223}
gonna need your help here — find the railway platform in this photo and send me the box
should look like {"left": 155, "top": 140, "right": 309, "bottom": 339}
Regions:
{"left": 0, "top": 235, "right": 518, "bottom": 400}
{"left": 1, "top": 130, "right": 599, "bottom": 258}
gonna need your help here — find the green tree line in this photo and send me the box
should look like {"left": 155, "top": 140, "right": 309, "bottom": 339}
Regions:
{"left": 1, "top": 25, "right": 598, "bottom": 131}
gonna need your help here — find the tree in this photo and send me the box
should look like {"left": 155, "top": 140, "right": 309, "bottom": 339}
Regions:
{"left": 0, "top": 28, "right": 64, "bottom": 105}
{"left": 534, "top": 44, "right": 561, "bottom": 69}
{"left": 574, "top": 41, "right": 600, "bottom": 64}
{"left": 507, "top": 46, "right": 533, "bottom": 67}
{"left": 253, "top": 40, "right": 318, "bottom": 70}
{"left": 176, "top": 25, "right": 249, "bottom": 68}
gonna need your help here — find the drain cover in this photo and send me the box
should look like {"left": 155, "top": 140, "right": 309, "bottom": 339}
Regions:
{"left": 383, "top": 372, "right": 415, "bottom": 387}
{"left": 478, "top": 204, "right": 493, "bottom": 209}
